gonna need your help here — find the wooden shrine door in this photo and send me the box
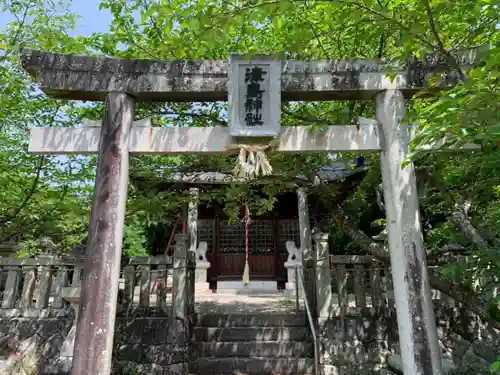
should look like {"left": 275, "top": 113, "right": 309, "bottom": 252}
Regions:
{"left": 199, "top": 207, "right": 300, "bottom": 284}
{"left": 216, "top": 218, "right": 278, "bottom": 280}
{"left": 201, "top": 218, "right": 291, "bottom": 282}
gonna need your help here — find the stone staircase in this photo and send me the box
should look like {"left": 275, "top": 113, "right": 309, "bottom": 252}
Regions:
{"left": 190, "top": 313, "right": 315, "bottom": 375}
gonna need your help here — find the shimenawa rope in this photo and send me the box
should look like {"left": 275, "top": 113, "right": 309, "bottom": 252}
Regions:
{"left": 229, "top": 139, "right": 279, "bottom": 178}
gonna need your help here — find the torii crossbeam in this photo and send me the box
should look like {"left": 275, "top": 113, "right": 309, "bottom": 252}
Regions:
{"left": 22, "top": 47, "right": 487, "bottom": 375}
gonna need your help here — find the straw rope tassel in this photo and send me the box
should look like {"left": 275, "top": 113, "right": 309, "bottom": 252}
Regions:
{"left": 230, "top": 139, "right": 278, "bottom": 179}
{"left": 242, "top": 202, "right": 251, "bottom": 287}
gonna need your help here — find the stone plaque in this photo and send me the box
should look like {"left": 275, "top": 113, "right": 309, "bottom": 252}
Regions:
{"left": 228, "top": 54, "right": 281, "bottom": 137}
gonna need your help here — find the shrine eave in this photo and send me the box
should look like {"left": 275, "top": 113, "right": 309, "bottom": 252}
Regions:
{"left": 20, "top": 47, "right": 489, "bottom": 102}
{"left": 132, "top": 160, "right": 366, "bottom": 187}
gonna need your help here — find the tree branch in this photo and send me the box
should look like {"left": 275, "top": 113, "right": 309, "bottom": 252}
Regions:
{"left": 0, "top": 0, "right": 33, "bottom": 63}
{"left": 0, "top": 104, "right": 62, "bottom": 238}
{"left": 336, "top": 0, "right": 435, "bottom": 49}
{"left": 421, "top": 0, "right": 465, "bottom": 81}
{"left": 0, "top": 157, "right": 44, "bottom": 231}
{"left": 156, "top": 108, "right": 228, "bottom": 126}
{"left": 419, "top": 168, "right": 491, "bottom": 250}
{"left": 450, "top": 201, "right": 491, "bottom": 250}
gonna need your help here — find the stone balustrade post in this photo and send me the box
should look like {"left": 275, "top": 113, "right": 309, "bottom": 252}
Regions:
{"left": 313, "top": 232, "right": 332, "bottom": 325}
{"left": 20, "top": 265, "right": 36, "bottom": 309}
{"left": 1, "top": 265, "right": 20, "bottom": 308}
{"left": 194, "top": 241, "right": 211, "bottom": 293}
{"left": 172, "top": 233, "right": 188, "bottom": 320}
{"left": 187, "top": 187, "right": 211, "bottom": 293}
{"left": 59, "top": 286, "right": 81, "bottom": 358}
{"left": 284, "top": 240, "right": 302, "bottom": 299}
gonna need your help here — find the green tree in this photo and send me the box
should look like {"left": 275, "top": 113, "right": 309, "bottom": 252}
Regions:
{"left": 0, "top": 0, "right": 498, "bottom": 328}
{"left": 0, "top": 0, "right": 93, "bottom": 254}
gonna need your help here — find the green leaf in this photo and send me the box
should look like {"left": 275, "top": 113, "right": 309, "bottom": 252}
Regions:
{"left": 490, "top": 359, "right": 500, "bottom": 373}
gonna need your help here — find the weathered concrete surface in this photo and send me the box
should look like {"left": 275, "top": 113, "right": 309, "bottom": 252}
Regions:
{"left": 0, "top": 313, "right": 74, "bottom": 375}
{"left": 0, "top": 301, "right": 497, "bottom": 375}
{"left": 377, "top": 89, "right": 442, "bottom": 375}
{"left": 434, "top": 300, "right": 500, "bottom": 375}
{"left": 21, "top": 46, "right": 488, "bottom": 101}
{"left": 0, "top": 314, "right": 188, "bottom": 375}
{"left": 72, "top": 92, "right": 135, "bottom": 375}
{"left": 28, "top": 118, "right": 480, "bottom": 156}
{"left": 29, "top": 119, "right": 381, "bottom": 155}
{"left": 319, "top": 308, "right": 399, "bottom": 370}
{"left": 319, "top": 302, "right": 500, "bottom": 375}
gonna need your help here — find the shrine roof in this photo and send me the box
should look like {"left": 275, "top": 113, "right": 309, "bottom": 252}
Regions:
{"left": 158, "top": 157, "right": 365, "bottom": 185}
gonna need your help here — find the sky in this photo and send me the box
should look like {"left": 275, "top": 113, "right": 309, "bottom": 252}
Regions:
{"left": 0, "top": 1, "right": 126, "bottom": 179}
{"left": 69, "top": 0, "right": 113, "bottom": 36}
{"left": 0, "top": 0, "right": 114, "bottom": 36}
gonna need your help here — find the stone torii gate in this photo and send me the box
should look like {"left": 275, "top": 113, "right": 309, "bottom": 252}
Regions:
{"left": 22, "top": 47, "right": 486, "bottom": 375}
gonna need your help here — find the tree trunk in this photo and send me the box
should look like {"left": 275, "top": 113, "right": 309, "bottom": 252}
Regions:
{"left": 419, "top": 167, "right": 491, "bottom": 250}
{"left": 450, "top": 201, "right": 491, "bottom": 250}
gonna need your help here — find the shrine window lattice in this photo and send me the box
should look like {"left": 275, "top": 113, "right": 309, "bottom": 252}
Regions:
{"left": 197, "top": 219, "right": 214, "bottom": 254}
{"left": 219, "top": 219, "right": 274, "bottom": 254}
{"left": 197, "top": 218, "right": 300, "bottom": 254}
{"left": 279, "top": 219, "right": 300, "bottom": 253}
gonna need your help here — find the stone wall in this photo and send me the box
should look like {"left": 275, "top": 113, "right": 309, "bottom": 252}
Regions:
{"left": 320, "top": 308, "right": 399, "bottom": 375}
{"left": 320, "top": 302, "right": 500, "bottom": 375}
{"left": 435, "top": 300, "right": 500, "bottom": 375}
{"left": 0, "top": 311, "right": 73, "bottom": 375}
{"left": 0, "top": 310, "right": 188, "bottom": 375}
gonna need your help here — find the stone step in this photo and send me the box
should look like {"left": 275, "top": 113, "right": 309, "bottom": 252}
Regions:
{"left": 113, "top": 361, "right": 186, "bottom": 375}
{"left": 192, "top": 327, "right": 310, "bottom": 342}
{"left": 210, "top": 289, "right": 285, "bottom": 297}
{"left": 195, "top": 313, "right": 307, "bottom": 327}
{"left": 216, "top": 280, "right": 278, "bottom": 291}
{"left": 191, "top": 357, "right": 314, "bottom": 375}
{"left": 115, "top": 344, "right": 187, "bottom": 365}
{"left": 192, "top": 341, "right": 314, "bottom": 358}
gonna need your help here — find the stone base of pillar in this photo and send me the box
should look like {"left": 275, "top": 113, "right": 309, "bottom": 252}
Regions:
{"left": 284, "top": 261, "right": 303, "bottom": 298}
{"left": 60, "top": 286, "right": 81, "bottom": 358}
{"left": 195, "top": 261, "right": 211, "bottom": 293}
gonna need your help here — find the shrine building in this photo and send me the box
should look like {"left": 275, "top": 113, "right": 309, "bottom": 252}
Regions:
{"left": 132, "top": 158, "right": 365, "bottom": 291}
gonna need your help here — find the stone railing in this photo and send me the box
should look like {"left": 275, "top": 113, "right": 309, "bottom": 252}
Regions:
{"left": 120, "top": 255, "right": 175, "bottom": 311}
{"left": 314, "top": 236, "right": 499, "bottom": 375}
{"left": 313, "top": 233, "right": 454, "bottom": 320}
{"left": 0, "top": 240, "right": 195, "bottom": 375}
{"left": 0, "top": 256, "right": 82, "bottom": 317}
{"left": 0, "top": 254, "right": 175, "bottom": 317}
{"left": 327, "top": 254, "right": 451, "bottom": 313}
{"left": 329, "top": 254, "right": 394, "bottom": 312}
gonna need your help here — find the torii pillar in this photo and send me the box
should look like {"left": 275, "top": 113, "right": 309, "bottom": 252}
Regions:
{"left": 376, "top": 89, "right": 442, "bottom": 375}
{"left": 71, "top": 92, "right": 135, "bottom": 375}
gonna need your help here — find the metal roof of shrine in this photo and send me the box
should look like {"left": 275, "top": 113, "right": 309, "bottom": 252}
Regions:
{"left": 159, "top": 157, "right": 365, "bottom": 185}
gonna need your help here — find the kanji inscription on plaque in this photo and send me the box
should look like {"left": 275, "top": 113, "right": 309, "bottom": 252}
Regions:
{"left": 228, "top": 55, "right": 281, "bottom": 137}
